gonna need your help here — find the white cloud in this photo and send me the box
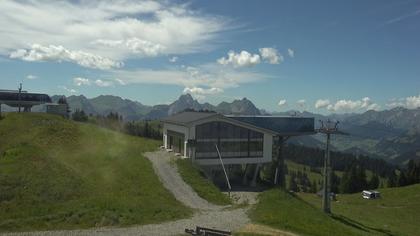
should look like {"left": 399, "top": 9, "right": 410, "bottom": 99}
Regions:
{"left": 10, "top": 44, "right": 123, "bottom": 70}
{"left": 92, "top": 38, "right": 165, "bottom": 57}
{"left": 327, "top": 100, "right": 359, "bottom": 112}
{"left": 386, "top": 94, "right": 420, "bottom": 109}
{"left": 315, "top": 99, "right": 330, "bottom": 109}
{"left": 297, "top": 99, "right": 306, "bottom": 109}
{"left": 109, "top": 64, "right": 268, "bottom": 95}
{"left": 58, "top": 85, "right": 76, "bottom": 93}
{"left": 0, "top": 1, "right": 227, "bottom": 66}
{"left": 74, "top": 77, "right": 125, "bottom": 87}
{"left": 406, "top": 95, "right": 420, "bottom": 109}
{"left": 218, "top": 48, "right": 286, "bottom": 67}
{"left": 326, "top": 97, "right": 381, "bottom": 112}
{"left": 278, "top": 99, "right": 287, "bottom": 107}
{"left": 183, "top": 87, "right": 223, "bottom": 95}
{"left": 287, "top": 48, "right": 295, "bottom": 58}
{"left": 183, "top": 87, "right": 223, "bottom": 100}
{"left": 73, "top": 77, "right": 91, "bottom": 86}
{"left": 115, "top": 78, "right": 126, "bottom": 85}
{"left": 259, "top": 47, "right": 282, "bottom": 64}
{"left": 169, "top": 56, "right": 178, "bottom": 63}
{"left": 26, "top": 74, "right": 38, "bottom": 80}
{"left": 94, "top": 79, "right": 114, "bottom": 87}
{"left": 217, "top": 50, "right": 261, "bottom": 67}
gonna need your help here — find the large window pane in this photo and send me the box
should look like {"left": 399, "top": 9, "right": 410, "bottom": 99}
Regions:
{"left": 195, "top": 121, "right": 264, "bottom": 159}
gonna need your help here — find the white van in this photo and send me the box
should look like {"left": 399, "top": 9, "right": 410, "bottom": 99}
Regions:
{"left": 362, "top": 190, "right": 380, "bottom": 199}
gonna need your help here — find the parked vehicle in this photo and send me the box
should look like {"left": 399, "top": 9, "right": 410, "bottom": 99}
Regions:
{"left": 362, "top": 190, "right": 381, "bottom": 199}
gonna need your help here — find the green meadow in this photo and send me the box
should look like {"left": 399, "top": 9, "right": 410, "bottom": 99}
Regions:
{"left": 0, "top": 113, "right": 192, "bottom": 232}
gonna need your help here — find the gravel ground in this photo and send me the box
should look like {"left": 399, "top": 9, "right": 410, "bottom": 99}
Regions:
{"left": 2, "top": 151, "right": 253, "bottom": 236}
{"left": 3, "top": 208, "right": 249, "bottom": 236}
{"left": 145, "top": 151, "right": 223, "bottom": 210}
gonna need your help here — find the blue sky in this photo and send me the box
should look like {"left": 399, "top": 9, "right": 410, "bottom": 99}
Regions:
{"left": 0, "top": 0, "right": 419, "bottom": 113}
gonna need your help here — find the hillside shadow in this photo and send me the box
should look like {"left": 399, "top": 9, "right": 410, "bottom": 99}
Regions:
{"left": 331, "top": 214, "right": 396, "bottom": 236}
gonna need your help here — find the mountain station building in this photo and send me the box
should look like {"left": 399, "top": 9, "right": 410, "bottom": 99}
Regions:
{"left": 0, "top": 89, "right": 68, "bottom": 117}
{"left": 161, "top": 111, "right": 315, "bottom": 186}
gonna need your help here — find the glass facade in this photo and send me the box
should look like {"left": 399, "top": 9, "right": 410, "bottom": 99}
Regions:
{"left": 195, "top": 121, "right": 263, "bottom": 159}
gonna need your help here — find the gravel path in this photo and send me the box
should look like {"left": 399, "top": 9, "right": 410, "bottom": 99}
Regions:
{"left": 145, "top": 151, "right": 223, "bottom": 210}
{"left": 2, "top": 151, "right": 252, "bottom": 236}
{"left": 3, "top": 208, "right": 249, "bottom": 236}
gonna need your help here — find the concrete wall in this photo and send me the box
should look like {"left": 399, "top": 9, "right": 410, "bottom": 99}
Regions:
{"left": 162, "top": 122, "right": 190, "bottom": 157}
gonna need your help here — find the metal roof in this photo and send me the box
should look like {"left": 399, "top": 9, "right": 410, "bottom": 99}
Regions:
{"left": 161, "top": 111, "right": 219, "bottom": 125}
{"left": 227, "top": 115, "right": 315, "bottom": 135}
{"left": 0, "top": 91, "right": 52, "bottom": 107}
{"left": 162, "top": 111, "right": 315, "bottom": 136}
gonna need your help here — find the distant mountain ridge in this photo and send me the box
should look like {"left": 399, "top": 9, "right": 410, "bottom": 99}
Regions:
{"left": 50, "top": 93, "right": 420, "bottom": 165}
{"left": 52, "top": 93, "right": 261, "bottom": 120}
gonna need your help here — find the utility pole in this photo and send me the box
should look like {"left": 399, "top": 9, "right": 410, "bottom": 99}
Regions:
{"left": 317, "top": 119, "right": 347, "bottom": 214}
{"left": 18, "top": 83, "right": 22, "bottom": 113}
{"left": 274, "top": 136, "right": 289, "bottom": 188}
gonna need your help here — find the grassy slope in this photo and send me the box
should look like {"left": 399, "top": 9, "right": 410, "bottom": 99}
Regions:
{"left": 250, "top": 189, "right": 365, "bottom": 236}
{"left": 175, "top": 159, "right": 231, "bottom": 205}
{"left": 285, "top": 160, "right": 386, "bottom": 190}
{"left": 251, "top": 185, "right": 420, "bottom": 236}
{"left": 0, "top": 113, "right": 192, "bottom": 232}
{"left": 299, "top": 184, "right": 420, "bottom": 236}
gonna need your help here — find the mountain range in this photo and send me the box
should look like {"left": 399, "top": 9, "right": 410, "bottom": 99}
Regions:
{"left": 51, "top": 93, "right": 261, "bottom": 120}
{"left": 48, "top": 93, "right": 419, "bottom": 165}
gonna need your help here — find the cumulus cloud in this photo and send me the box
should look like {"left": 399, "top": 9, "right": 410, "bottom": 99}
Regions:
{"left": 259, "top": 47, "right": 282, "bottom": 64}
{"left": 10, "top": 44, "right": 123, "bottom": 70}
{"left": 169, "top": 56, "right": 178, "bottom": 63}
{"left": 278, "top": 99, "right": 287, "bottom": 107}
{"left": 94, "top": 79, "right": 114, "bottom": 87}
{"left": 183, "top": 87, "right": 223, "bottom": 95}
{"left": 183, "top": 87, "right": 223, "bottom": 100}
{"left": 58, "top": 85, "right": 76, "bottom": 93}
{"left": 73, "top": 77, "right": 125, "bottom": 87}
{"left": 297, "top": 99, "right": 306, "bottom": 109}
{"left": 406, "top": 94, "right": 420, "bottom": 109}
{"left": 287, "top": 48, "right": 295, "bottom": 58}
{"left": 0, "top": 1, "right": 227, "bottom": 66}
{"left": 73, "top": 77, "right": 91, "bottom": 86}
{"left": 218, "top": 47, "right": 285, "bottom": 67}
{"left": 315, "top": 99, "right": 330, "bottom": 109}
{"left": 217, "top": 50, "right": 261, "bottom": 67}
{"left": 325, "top": 97, "right": 381, "bottom": 112}
{"left": 26, "top": 74, "right": 37, "bottom": 80}
{"left": 386, "top": 94, "right": 420, "bottom": 109}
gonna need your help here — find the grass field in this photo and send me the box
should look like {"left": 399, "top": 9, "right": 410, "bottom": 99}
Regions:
{"left": 175, "top": 159, "right": 231, "bottom": 205}
{"left": 298, "top": 184, "right": 420, "bottom": 236}
{"left": 250, "top": 185, "right": 420, "bottom": 236}
{"left": 0, "top": 113, "right": 192, "bottom": 232}
{"left": 250, "top": 189, "right": 365, "bottom": 236}
{"left": 285, "top": 160, "right": 387, "bottom": 191}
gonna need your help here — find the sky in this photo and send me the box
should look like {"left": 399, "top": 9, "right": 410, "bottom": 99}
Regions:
{"left": 0, "top": 0, "right": 419, "bottom": 114}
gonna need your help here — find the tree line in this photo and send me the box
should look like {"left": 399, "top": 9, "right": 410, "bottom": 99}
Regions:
{"left": 283, "top": 144, "right": 396, "bottom": 179}
{"left": 282, "top": 144, "right": 420, "bottom": 193}
{"left": 70, "top": 109, "right": 162, "bottom": 140}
